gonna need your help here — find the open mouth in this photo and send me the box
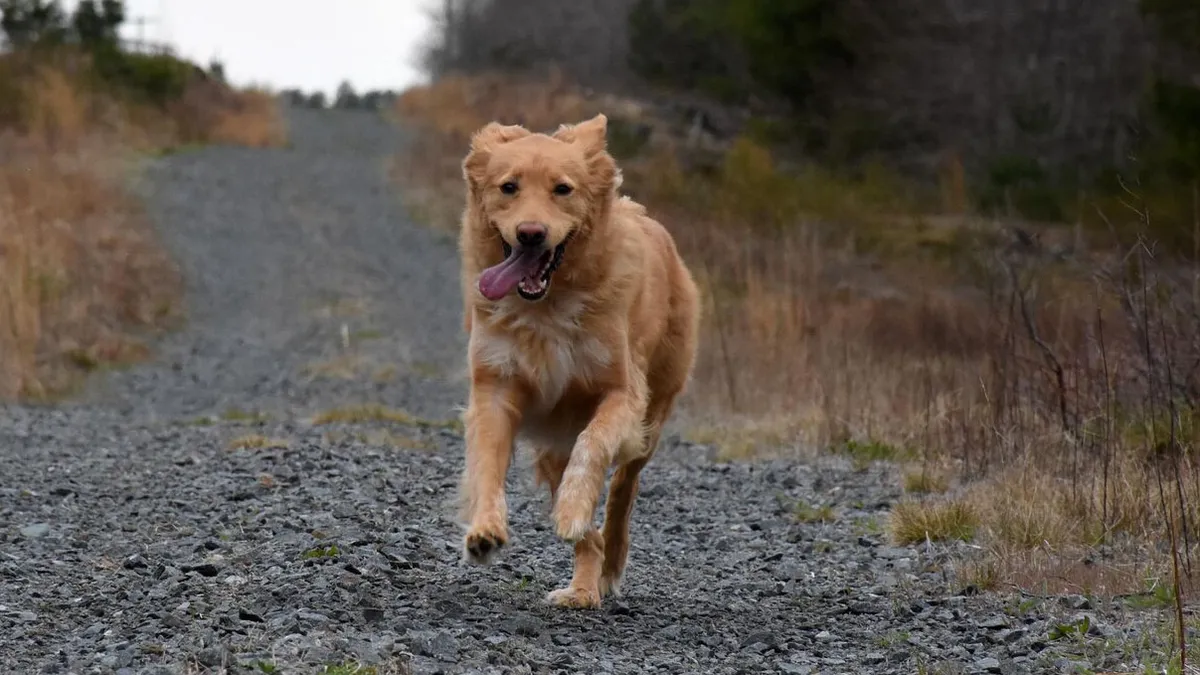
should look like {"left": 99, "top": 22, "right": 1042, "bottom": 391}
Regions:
{"left": 478, "top": 237, "right": 568, "bottom": 302}
{"left": 503, "top": 241, "right": 566, "bottom": 301}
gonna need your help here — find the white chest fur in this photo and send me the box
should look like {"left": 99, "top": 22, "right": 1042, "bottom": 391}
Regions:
{"left": 471, "top": 293, "right": 613, "bottom": 411}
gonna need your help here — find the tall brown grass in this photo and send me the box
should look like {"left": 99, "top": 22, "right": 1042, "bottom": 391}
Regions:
{"left": 391, "top": 74, "right": 1200, "bottom": 615}
{"left": 0, "top": 52, "right": 288, "bottom": 400}
{"left": 0, "top": 143, "right": 180, "bottom": 399}
{"left": 204, "top": 87, "right": 289, "bottom": 148}
{"left": 172, "top": 79, "right": 289, "bottom": 149}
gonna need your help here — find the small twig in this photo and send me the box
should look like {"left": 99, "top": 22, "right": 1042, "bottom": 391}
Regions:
{"left": 1005, "top": 259, "right": 1072, "bottom": 436}
{"left": 700, "top": 256, "right": 738, "bottom": 413}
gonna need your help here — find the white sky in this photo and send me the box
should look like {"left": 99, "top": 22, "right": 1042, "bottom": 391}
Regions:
{"left": 63, "top": 0, "right": 435, "bottom": 96}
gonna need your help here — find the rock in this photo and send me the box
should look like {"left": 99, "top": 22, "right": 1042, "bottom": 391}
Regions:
{"left": 296, "top": 609, "right": 331, "bottom": 626}
{"left": 410, "top": 630, "right": 459, "bottom": 661}
{"left": 195, "top": 647, "right": 231, "bottom": 667}
{"left": 1063, "top": 594, "right": 1091, "bottom": 610}
{"left": 994, "top": 628, "right": 1027, "bottom": 644}
{"left": 657, "top": 624, "right": 683, "bottom": 641}
{"left": 980, "top": 615, "right": 1010, "bottom": 629}
{"left": 20, "top": 523, "right": 50, "bottom": 539}
{"left": 974, "top": 656, "right": 1001, "bottom": 672}
{"left": 181, "top": 563, "right": 220, "bottom": 577}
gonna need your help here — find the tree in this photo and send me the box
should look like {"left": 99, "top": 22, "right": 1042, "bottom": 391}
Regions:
{"left": 71, "top": 0, "right": 123, "bottom": 48}
{"left": 207, "top": 58, "right": 226, "bottom": 82}
{"left": 627, "top": 0, "right": 855, "bottom": 109}
{"left": 1141, "top": 0, "right": 1200, "bottom": 53}
{"left": 1, "top": 0, "right": 68, "bottom": 47}
{"left": 1140, "top": 0, "right": 1200, "bottom": 186}
{"left": 334, "top": 80, "right": 359, "bottom": 109}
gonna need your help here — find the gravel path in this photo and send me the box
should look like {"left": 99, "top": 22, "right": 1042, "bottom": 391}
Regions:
{"left": 0, "top": 109, "right": 1175, "bottom": 675}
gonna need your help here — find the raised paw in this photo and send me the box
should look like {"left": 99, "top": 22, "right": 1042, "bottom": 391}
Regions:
{"left": 545, "top": 585, "right": 602, "bottom": 609}
{"left": 551, "top": 500, "right": 593, "bottom": 543}
{"left": 551, "top": 477, "right": 595, "bottom": 543}
{"left": 463, "top": 524, "right": 508, "bottom": 565}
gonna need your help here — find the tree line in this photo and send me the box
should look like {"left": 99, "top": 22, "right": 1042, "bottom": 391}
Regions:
{"left": 2, "top": 0, "right": 124, "bottom": 49}
{"left": 420, "top": 0, "right": 1200, "bottom": 224}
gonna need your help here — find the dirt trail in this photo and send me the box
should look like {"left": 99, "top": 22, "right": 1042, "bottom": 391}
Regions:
{"left": 0, "top": 108, "right": 1169, "bottom": 675}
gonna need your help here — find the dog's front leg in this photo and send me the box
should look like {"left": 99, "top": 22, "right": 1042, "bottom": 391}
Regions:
{"left": 460, "top": 377, "right": 524, "bottom": 565}
{"left": 552, "top": 376, "right": 647, "bottom": 544}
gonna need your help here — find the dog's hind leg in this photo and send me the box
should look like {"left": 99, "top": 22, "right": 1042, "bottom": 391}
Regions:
{"left": 536, "top": 448, "right": 605, "bottom": 609}
{"left": 598, "top": 455, "right": 648, "bottom": 597}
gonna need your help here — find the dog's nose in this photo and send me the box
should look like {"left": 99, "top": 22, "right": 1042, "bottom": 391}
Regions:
{"left": 515, "top": 222, "right": 547, "bottom": 247}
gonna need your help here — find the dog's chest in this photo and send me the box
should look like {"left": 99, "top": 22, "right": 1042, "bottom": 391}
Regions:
{"left": 473, "top": 297, "right": 612, "bottom": 409}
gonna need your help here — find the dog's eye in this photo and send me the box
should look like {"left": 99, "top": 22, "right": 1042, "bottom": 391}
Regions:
{"left": 499, "top": 181, "right": 518, "bottom": 195}
{"left": 552, "top": 183, "right": 573, "bottom": 196}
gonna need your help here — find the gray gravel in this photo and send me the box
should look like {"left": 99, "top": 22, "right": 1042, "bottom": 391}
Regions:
{"left": 0, "top": 108, "right": 1177, "bottom": 674}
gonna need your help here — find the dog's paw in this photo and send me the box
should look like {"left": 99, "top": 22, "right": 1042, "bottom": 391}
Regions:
{"left": 545, "top": 585, "right": 602, "bottom": 609}
{"left": 462, "top": 524, "right": 508, "bottom": 565}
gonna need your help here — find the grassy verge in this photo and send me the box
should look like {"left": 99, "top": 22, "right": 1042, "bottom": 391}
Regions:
{"left": 388, "top": 73, "right": 1200, "bottom": 615}
{"left": 0, "top": 47, "right": 289, "bottom": 401}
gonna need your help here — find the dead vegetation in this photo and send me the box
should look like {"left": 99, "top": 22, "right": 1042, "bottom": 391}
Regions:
{"left": 311, "top": 404, "right": 463, "bottom": 432}
{"left": 389, "top": 72, "right": 1200, "bottom": 626}
{"left": 228, "top": 434, "right": 290, "bottom": 450}
{"left": 0, "top": 49, "right": 288, "bottom": 400}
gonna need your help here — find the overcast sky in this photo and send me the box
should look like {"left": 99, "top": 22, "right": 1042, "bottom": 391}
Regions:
{"left": 63, "top": 0, "right": 435, "bottom": 96}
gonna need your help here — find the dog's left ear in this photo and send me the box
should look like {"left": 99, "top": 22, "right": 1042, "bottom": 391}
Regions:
{"left": 552, "top": 113, "right": 608, "bottom": 157}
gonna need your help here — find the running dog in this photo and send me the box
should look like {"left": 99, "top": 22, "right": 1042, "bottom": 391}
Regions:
{"left": 456, "top": 113, "right": 700, "bottom": 608}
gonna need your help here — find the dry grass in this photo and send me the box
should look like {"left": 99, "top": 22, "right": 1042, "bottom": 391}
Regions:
{"left": 228, "top": 434, "right": 290, "bottom": 450}
{"left": 311, "top": 404, "right": 463, "bottom": 431}
{"left": 0, "top": 52, "right": 288, "bottom": 401}
{"left": 890, "top": 498, "right": 979, "bottom": 544}
{"left": 793, "top": 501, "right": 838, "bottom": 524}
{"left": 302, "top": 354, "right": 370, "bottom": 381}
{"left": 903, "top": 467, "right": 951, "bottom": 495}
{"left": 0, "top": 142, "right": 181, "bottom": 399}
{"left": 322, "top": 428, "right": 436, "bottom": 451}
{"left": 390, "top": 72, "right": 1200, "bottom": 605}
{"left": 392, "top": 67, "right": 598, "bottom": 141}
{"left": 204, "top": 86, "right": 289, "bottom": 148}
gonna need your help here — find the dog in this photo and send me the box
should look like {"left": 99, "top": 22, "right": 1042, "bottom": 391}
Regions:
{"left": 455, "top": 113, "right": 700, "bottom": 608}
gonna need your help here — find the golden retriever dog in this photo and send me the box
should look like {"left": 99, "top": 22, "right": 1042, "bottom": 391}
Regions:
{"left": 455, "top": 113, "right": 700, "bottom": 608}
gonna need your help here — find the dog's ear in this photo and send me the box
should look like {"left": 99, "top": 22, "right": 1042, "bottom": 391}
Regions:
{"left": 463, "top": 122, "right": 530, "bottom": 188}
{"left": 552, "top": 113, "right": 608, "bottom": 157}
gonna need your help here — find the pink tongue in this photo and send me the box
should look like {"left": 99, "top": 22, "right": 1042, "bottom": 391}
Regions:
{"left": 478, "top": 247, "right": 544, "bottom": 300}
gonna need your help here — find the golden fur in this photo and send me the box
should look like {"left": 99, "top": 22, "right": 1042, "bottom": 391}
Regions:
{"left": 455, "top": 114, "right": 700, "bottom": 608}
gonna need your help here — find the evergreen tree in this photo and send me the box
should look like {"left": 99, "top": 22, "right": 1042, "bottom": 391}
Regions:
{"left": 71, "top": 0, "right": 123, "bottom": 47}
{"left": 208, "top": 58, "right": 226, "bottom": 82}
{"left": 334, "top": 80, "right": 359, "bottom": 109}
{"left": 0, "top": 0, "right": 68, "bottom": 47}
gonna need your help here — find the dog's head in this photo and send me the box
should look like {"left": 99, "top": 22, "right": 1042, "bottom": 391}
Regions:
{"left": 462, "top": 114, "right": 618, "bottom": 303}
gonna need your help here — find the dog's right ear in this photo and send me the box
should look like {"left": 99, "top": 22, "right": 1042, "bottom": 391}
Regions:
{"left": 463, "top": 122, "right": 530, "bottom": 188}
